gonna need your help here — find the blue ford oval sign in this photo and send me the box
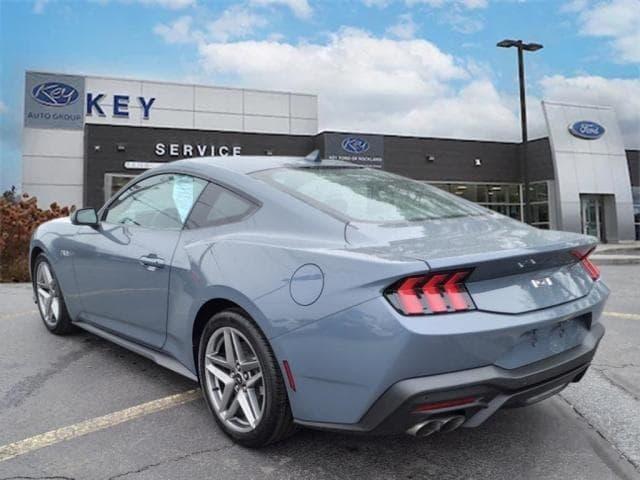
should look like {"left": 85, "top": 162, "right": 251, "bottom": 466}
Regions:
{"left": 31, "top": 82, "right": 80, "bottom": 107}
{"left": 568, "top": 121, "right": 605, "bottom": 140}
{"left": 341, "top": 137, "right": 370, "bottom": 154}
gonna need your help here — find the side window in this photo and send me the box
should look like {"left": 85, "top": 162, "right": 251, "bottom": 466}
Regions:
{"left": 105, "top": 174, "right": 207, "bottom": 229}
{"left": 186, "top": 182, "right": 257, "bottom": 229}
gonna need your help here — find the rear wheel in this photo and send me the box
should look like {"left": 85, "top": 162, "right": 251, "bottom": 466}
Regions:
{"left": 198, "top": 309, "right": 296, "bottom": 447}
{"left": 33, "top": 254, "right": 74, "bottom": 335}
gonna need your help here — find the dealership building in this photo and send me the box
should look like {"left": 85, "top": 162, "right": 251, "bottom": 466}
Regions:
{"left": 22, "top": 71, "right": 640, "bottom": 242}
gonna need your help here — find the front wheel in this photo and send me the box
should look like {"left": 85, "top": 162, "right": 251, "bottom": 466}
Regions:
{"left": 198, "top": 309, "right": 296, "bottom": 447}
{"left": 33, "top": 254, "right": 74, "bottom": 335}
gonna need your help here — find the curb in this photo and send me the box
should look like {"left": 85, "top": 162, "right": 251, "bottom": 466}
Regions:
{"left": 591, "top": 256, "right": 640, "bottom": 266}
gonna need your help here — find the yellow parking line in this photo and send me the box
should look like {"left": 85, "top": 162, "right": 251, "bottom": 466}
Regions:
{"left": 0, "top": 309, "right": 38, "bottom": 320}
{"left": 603, "top": 311, "right": 640, "bottom": 321}
{"left": 0, "top": 389, "right": 201, "bottom": 463}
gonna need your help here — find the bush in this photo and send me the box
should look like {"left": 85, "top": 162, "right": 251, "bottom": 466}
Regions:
{"left": 0, "top": 189, "right": 74, "bottom": 282}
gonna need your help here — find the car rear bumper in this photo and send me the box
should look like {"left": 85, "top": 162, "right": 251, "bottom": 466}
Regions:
{"left": 295, "top": 322, "right": 604, "bottom": 435}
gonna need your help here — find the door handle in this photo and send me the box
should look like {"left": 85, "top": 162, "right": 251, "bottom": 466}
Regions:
{"left": 139, "top": 254, "right": 165, "bottom": 269}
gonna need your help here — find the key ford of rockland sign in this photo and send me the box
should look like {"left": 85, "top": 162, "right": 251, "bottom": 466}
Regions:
{"left": 324, "top": 133, "right": 384, "bottom": 168}
{"left": 24, "top": 72, "right": 156, "bottom": 129}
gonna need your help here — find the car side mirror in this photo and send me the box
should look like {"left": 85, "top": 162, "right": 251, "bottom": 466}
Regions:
{"left": 71, "top": 207, "right": 100, "bottom": 227}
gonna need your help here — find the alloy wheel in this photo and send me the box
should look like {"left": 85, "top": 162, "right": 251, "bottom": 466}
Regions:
{"left": 36, "top": 261, "right": 60, "bottom": 327}
{"left": 204, "top": 326, "right": 266, "bottom": 433}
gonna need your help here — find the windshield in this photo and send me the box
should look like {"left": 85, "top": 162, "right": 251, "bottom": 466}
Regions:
{"left": 253, "top": 167, "right": 488, "bottom": 223}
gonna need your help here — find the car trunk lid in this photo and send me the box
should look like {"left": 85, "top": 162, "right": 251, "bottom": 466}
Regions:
{"left": 346, "top": 214, "right": 598, "bottom": 314}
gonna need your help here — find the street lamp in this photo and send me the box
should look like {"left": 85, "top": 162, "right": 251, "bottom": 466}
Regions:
{"left": 497, "top": 39, "right": 543, "bottom": 224}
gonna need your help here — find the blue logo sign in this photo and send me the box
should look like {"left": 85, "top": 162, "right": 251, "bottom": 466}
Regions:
{"left": 341, "top": 137, "right": 370, "bottom": 154}
{"left": 568, "top": 121, "right": 605, "bottom": 140}
{"left": 31, "top": 82, "right": 80, "bottom": 107}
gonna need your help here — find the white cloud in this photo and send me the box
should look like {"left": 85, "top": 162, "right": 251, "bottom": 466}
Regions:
{"left": 362, "top": 0, "right": 391, "bottom": 6}
{"left": 35, "top": 0, "right": 195, "bottom": 13}
{"left": 0, "top": 101, "right": 7, "bottom": 115}
{"left": 441, "top": 11, "right": 484, "bottom": 33}
{"left": 540, "top": 75, "right": 640, "bottom": 147}
{"left": 249, "top": 0, "right": 312, "bottom": 19}
{"left": 570, "top": 0, "right": 640, "bottom": 63}
{"left": 33, "top": 0, "right": 50, "bottom": 14}
{"left": 153, "top": 16, "right": 196, "bottom": 44}
{"left": 133, "top": 0, "right": 195, "bottom": 8}
{"left": 196, "top": 28, "right": 530, "bottom": 141}
{"left": 207, "top": 5, "right": 267, "bottom": 42}
{"left": 406, "top": 0, "right": 488, "bottom": 9}
{"left": 560, "top": 0, "right": 588, "bottom": 12}
{"left": 386, "top": 14, "right": 417, "bottom": 39}
{"left": 154, "top": 6, "right": 267, "bottom": 44}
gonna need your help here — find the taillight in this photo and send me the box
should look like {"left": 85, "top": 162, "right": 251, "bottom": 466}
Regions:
{"left": 385, "top": 270, "right": 475, "bottom": 316}
{"left": 572, "top": 248, "right": 600, "bottom": 281}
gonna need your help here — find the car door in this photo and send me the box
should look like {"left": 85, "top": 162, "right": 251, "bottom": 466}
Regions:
{"left": 72, "top": 173, "right": 206, "bottom": 348}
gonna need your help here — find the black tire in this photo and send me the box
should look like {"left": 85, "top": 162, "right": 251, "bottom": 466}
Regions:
{"left": 198, "top": 308, "right": 297, "bottom": 447}
{"left": 33, "top": 254, "right": 75, "bottom": 335}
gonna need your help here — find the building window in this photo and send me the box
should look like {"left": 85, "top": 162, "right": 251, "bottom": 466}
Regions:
{"left": 633, "top": 187, "right": 640, "bottom": 240}
{"left": 104, "top": 173, "right": 136, "bottom": 203}
{"left": 528, "top": 181, "right": 550, "bottom": 230}
{"left": 428, "top": 181, "right": 550, "bottom": 229}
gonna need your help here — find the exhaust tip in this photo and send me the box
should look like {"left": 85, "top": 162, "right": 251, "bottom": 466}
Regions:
{"left": 439, "top": 415, "right": 466, "bottom": 432}
{"left": 407, "top": 419, "right": 444, "bottom": 437}
{"left": 407, "top": 415, "right": 466, "bottom": 437}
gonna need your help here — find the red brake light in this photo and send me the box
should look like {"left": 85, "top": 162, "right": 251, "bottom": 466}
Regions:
{"left": 422, "top": 274, "right": 449, "bottom": 313}
{"left": 397, "top": 277, "right": 425, "bottom": 315}
{"left": 572, "top": 248, "right": 600, "bottom": 281}
{"left": 385, "top": 270, "right": 475, "bottom": 316}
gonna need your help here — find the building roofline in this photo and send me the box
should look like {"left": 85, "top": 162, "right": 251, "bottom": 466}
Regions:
{"left": 24, "top": 69, "right": 318, "bottom": 98}
{"left": 542, "top": 99, "right": 613, "bottom": 110}
{"left": 318, "top": 130, "right": 550, "bottom": 146}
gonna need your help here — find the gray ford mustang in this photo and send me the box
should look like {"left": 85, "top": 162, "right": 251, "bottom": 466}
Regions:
{"left": 30, "top": 155, "right": 608, "bottom": 447}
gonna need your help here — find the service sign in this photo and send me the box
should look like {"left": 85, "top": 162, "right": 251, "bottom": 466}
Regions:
{"left": 324, "top": 133, "right": 383, "bottom": 168}
{"left": 24, "top": 72, "right": 85, "bottom": 130}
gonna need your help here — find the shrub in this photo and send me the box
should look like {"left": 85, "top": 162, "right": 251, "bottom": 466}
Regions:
{"left": 0, "top": 189, "right": 74, "bottom": 282}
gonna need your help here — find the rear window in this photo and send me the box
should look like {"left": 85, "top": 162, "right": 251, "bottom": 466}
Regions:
{"left": 252, "top": 167, "right": 486, "bottom": 223}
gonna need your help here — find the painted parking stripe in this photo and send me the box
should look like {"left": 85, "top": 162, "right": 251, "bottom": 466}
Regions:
{"left": 0, "top": 309, "right": 37, "bottom": 320}
{"left": 603, "top": 311, "right": 640, "bottom": 321}
{"left": 0, "top": 389, "right": 201, "bottom": 463}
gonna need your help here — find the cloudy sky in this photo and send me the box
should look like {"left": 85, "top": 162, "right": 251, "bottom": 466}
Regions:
{"left": 1, "top": 0, "right": 639, "bottom": 190}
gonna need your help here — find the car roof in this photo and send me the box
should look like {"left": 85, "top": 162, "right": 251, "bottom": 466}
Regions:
{"left": 160, "top": 155, "right": 361, "bottom": 176}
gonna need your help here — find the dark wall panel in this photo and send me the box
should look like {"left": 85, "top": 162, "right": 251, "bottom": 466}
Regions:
{"left": 527, "top": 138, "right": 554, "bottom": 182}
{"left": 84, "top": 124, "right": 560, "bottom": 208}
{"left": 627, "top": 150, "right": 639, "bottom": 187}
{"left": 381, "top": 136, "right": 522, "bottom": 183}
{"left": 84, "top": 125, "right": 317, "bottom": 207}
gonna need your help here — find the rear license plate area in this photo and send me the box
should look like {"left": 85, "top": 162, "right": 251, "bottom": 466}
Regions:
{"left": 495, "top": 315, "right": 590, "bottom": 369}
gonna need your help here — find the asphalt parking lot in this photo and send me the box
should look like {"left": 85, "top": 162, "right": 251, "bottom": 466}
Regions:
{"left": 1, "top": 265, "right": 639, "bottom": 480}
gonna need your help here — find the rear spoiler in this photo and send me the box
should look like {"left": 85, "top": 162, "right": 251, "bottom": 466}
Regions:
{"left": 425, "top": 240, "right": 598, "bottom": 282}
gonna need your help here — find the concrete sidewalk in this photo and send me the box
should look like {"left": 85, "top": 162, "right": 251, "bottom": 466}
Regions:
{"left": 592, "top": 242, "right": 640, "bottom": 265}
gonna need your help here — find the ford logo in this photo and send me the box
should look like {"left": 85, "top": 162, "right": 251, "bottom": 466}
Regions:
{"left": 341, "top": 137, "right": 369, "bottom": 154}
{"left": 31, "top": 82, "right": 80, "bottom": 107}
{"left": 568, "top": 121, "right": 605, "bottom": 140}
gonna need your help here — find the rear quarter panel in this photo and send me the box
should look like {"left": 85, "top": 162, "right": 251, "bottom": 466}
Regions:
{"left": 164, "top": 221, "right": 427, "bottom": 375}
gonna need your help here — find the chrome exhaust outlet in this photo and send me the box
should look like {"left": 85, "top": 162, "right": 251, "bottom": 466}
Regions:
{"left": 407, "top": 419, "right": 444, "bottom": 437}
{"left": 439, "top": 415, "right": 466, "bottom": 432}
{"left": 407, "top": 415, "right": 466, "bottom": 437}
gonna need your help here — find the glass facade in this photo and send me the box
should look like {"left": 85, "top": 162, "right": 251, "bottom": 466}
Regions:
{"left": 429, "top": 181, "right": 550, "bottom": 229}
{"left": 633, "top": 186, "right": 640, "bottom": 240}
{"left": 104, "top": 173, "right": 136, "bottom": 203}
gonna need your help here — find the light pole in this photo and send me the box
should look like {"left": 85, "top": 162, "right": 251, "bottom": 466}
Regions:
{"left": 497, "top": 39, "right": 543, "bottom": 224}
